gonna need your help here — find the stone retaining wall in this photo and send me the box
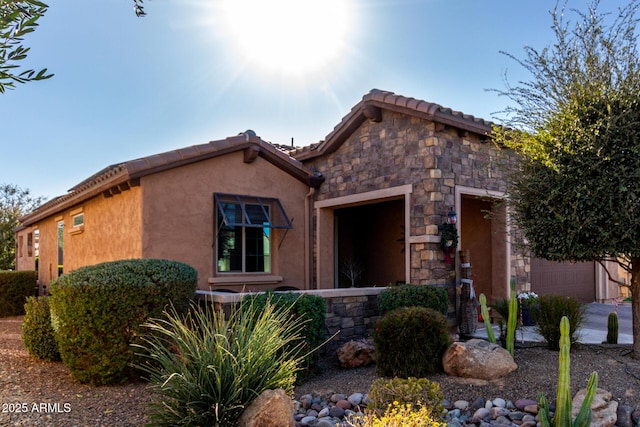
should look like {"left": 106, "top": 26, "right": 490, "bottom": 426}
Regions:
{"left": 196, "top": 287, "right": 386, "bottom": 354}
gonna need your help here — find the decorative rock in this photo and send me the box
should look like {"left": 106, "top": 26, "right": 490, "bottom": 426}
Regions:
{"left": 300, "top": 415, "right": 317, "bottom": 425}
{"left": 330, "top": 393, "right": 346, "bottom": 403}
{"left": 523, "top": 404, "right": 538, "bottom": 414}
{"left": 329, "top": 406, "right": 345, "bottom": 418}
{"left": 491, "top": 407, "right": 511, "bottom": 418}
{"left": 508, "top": 411, "right": 525, "bottom": 421}
{"left": 306, "top": 409, "right": 318, "bottom": 418}
{"left": 317, "top": 407, "right": 330, "bottom": 418}
{"left": 316, "top": 420, "right": 334, "bottom": 427}
{"left": 454, "top": 400, "right": 470, "bottom": 411}
{"left": 572, "top": 388, "right": 618, "bottom": 427}
{"left": 472, "top": 407, "right": 491, "bottom": 421}
{"left": 348, "top": 393, "right": 363, "bottom": 407}
{"left": 442, "top": 339, "right": 517, "bottom": 380}
{"left": 336, "top": 400, "right": 352, "bottom": 410}
{"left": 485, "top": 400, "right": 493, "bottom": 409}
{"left": 336, "top": 339, "right": 376, "bottom": 368}
{"left": 238, "top": 388, "right": 295, "bottom": 427}
{"left": 493, "top": 398, "right": 507, "bottom": 408}
{"left": 472, "top": 397, "right": 487, "bottom": 410}
{"left": 515, "top": 399, "right": 537, "bottom": 411}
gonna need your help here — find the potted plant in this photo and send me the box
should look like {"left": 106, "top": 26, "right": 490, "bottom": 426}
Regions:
{"left": 517, "top": 291, "right": 539, "bottom": 326}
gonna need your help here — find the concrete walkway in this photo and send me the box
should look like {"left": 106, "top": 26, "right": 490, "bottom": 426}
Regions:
{"left": 472, "top": 302, "right": 633, "bottom": 344}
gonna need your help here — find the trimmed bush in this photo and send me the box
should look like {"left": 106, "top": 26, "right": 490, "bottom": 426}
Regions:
{"left": 136, "top": 298, "right": 304, "bottom": 427}
{"left": 373, "top": 306, "right": 451, "bottom": 378}
{"left": 535, "top": 294, "right": 585, "bottom": 350}
{"left": 377, "top": 284, "right": 449, "bottom": 316}
{"left": 0, "top": 270, "right": 36, "bottom": 317}
{"left": 22, "top": 296, "right": 60, "bottom": 361}
{"left": 240, "top": 291, "right": 326, "bottom": 379}
{"left": 367, "top": 377, "right": 444, "bottom": 417}
{"left": 49, "top": 258, "right": 197, "bottom": 385}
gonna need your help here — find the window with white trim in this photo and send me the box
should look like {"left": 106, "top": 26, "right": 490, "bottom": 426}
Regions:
{"left": 72, "top": 213, "right": 84, "bottom": 228}
{"left": 214, "top": 193, "right": 292, "bottom": 274}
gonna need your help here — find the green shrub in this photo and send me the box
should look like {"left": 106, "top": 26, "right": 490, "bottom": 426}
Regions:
{"left": 373, "top": 306, "right": 451, "bottom": 378}
{"left": 240, "top": 291, "right": 326, "bottom": 379}
{"left": 343, "top": 403, "right": 444, "bottom": 427}
{"left": 377, "top": 284, "right": 449, "bottom": 316}
{"left": 367, "top": 377, "right": 444, "bottom": 417}
{"left": 535, "top": 294, "right": 585, "bottom": 350}
{"left": 0, "top": 270, "right": 36, "bottom": 317}
{"left": 136, "top": 297, "right": 304, "bottom": 427}
{"left": 49, "top": 258, "right": 197, "bottom": 385}
{"left": 21, "top": 296, "right": 60, "bottom": 361}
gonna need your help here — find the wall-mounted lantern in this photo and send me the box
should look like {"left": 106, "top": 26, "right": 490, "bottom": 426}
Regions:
{"left": 439, "top": 207, "right": 458, "bottom": 264}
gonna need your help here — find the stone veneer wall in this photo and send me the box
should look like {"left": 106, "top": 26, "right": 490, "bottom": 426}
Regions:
{"left": 197, "top": 287, "right": 385, "bottom": 355}
{"left": 302, "top": 111, "right": 529, "bottom": 290}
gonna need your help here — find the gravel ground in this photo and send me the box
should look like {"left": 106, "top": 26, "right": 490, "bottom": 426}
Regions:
{"left": 3, "top": 315, "right": 640, "bottom": 426}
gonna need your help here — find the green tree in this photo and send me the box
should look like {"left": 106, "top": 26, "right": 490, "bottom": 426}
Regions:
{"left": 0, "top": 0, "right": 148, "bottom": 93}
{"left": 492, "top": 0, "right": 640, "bottom": 357}
{"left": 0, "top": 184, "right": 44, "bottom": 270}
{"left": 0, "top": 0, "right": 52, "bottom": 93}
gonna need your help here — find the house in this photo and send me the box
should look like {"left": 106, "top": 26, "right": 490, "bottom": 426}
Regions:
{"left": 16, "top": 89, "right": 620, "bottom": 303}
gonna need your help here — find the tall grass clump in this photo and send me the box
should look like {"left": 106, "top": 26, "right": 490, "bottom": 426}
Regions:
{"left": 536, "top": 295, "right": 585, "bottom": 350}
{"left": 135, "top": 297, "right": 306, "bottom": 427}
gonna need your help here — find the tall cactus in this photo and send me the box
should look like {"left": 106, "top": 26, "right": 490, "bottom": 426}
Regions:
{"left": 537, "top": 316, "right": 598, "bottom": 427}
{"left": 479, "top": 293, "right": 496, "bottom": 344}
{"left": 606, "top": 312, "right": 619, "bottom": 344}
{"left": 506, "top": 279, "right": 518, "bottom": 356}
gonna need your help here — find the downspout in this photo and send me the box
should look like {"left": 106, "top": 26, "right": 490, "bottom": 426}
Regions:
{"left": 304, "top": 187, "right": 315, "bottom": 289}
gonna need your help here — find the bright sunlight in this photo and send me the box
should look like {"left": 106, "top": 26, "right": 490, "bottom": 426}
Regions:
{"left": 220, "top": 0, "right": 351, "bottom": 78}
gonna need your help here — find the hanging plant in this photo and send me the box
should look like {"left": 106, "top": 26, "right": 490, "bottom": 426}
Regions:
{"left": 439, "top": 223, "right": 458, "bottom": 264}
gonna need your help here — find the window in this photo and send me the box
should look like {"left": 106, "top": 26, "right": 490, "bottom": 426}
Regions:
{"left": 57, "top": 220, "right": 64, "bottom": 276}
{"left": 27, "top": 232, "right": 33, "bottom": 257}
{"left": 214, "top": 193, "right": 292, "bottom": 274}
{"left": 72, "top": 213, "right": 84, "bottom": 228}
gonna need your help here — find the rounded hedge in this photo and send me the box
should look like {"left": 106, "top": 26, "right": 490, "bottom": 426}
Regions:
{"left": 49, "top": 258, "right": 197, "bottom": 385}
{"left": 377, "top": 284, "right": 449, "bottom": 316}
{"left": 373, "top": 306, "right": 451, "bottom": 378}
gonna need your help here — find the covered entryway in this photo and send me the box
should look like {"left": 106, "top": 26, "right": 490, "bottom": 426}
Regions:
{"left": 334, "top": 199, "right": 405, "bottom": 287}
{"left": 530, "top": 259, "right": 595, "bottom": 302}
{"left": 458, "top": 194, "right": 509, "bottom": 303}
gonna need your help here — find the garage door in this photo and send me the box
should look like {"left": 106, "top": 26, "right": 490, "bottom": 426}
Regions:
{"left": 530, "top": 258, "right": 595, "bottom": 302}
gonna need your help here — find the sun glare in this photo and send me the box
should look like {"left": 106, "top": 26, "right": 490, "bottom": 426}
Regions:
{"left": 220, "top": 0, "right": 350, "bottom": 78}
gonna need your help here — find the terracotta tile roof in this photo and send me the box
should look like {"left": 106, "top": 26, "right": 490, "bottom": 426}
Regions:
{"left": 290, "top": 89, "right": 495, "bottom": 160}
{"left": 20, "top": 131, "right": 323, "bottom": 226}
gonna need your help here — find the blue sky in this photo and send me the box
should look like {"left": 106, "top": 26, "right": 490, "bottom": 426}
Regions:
{"left": 0, "top": 0, "right": 630, "bottom": 200}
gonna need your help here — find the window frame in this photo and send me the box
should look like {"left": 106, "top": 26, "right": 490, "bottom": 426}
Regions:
{"left": 214, "top": 193, "right": 292, "bottom": 275}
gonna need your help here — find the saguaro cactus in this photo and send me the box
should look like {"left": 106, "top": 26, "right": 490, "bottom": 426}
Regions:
{"left": 479, "top": 293, "right": 496, "bottom": 344}
{"left": 538, "top": 316, "right": 598, "bottom": 427}
{"left": 606, "top": 312, "right": 619, "bottom": 345}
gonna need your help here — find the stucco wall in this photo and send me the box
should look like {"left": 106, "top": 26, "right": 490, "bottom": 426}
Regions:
{"left": 140, "top": 151, "right": 310, "bottom": 292}
{"left": 303, "top": 111, "right": 527, "bottom": 292}
{"left": 29, "top": 186, "right": 143, "bottom": 288}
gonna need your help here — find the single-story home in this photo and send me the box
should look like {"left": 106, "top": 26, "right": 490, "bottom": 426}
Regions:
{"left": 16, "top": 89, "right": 620, "bottom": 303}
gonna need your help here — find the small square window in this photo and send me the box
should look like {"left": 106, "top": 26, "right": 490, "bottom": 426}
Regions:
{"left": 72, "top": 213, "right": 84, "bottom": 228}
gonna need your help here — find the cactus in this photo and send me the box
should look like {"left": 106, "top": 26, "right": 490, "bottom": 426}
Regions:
{"left": 606, "top": 312, "right": 619, "bottom": 344}
{"left": 537, "top": 316, "right": 598, "bottom": 427}
{"left": 479, "top": 293, "right": 496, "bottom": 344}
{"left": 506, "top": 278, "right": 518, "bottom": 356}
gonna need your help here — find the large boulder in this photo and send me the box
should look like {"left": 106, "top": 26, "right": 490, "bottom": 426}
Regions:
{"left": 442, "top": 339, "right": 517, "bottom": 380}
{"left": 572, "top": 388, "right": 618, "bottom": 427}
{"left": 336, "top": 339, "right": 376, "bottom": 369}
{"left": 238, "top": 389, "right": 296, "bottom": 427}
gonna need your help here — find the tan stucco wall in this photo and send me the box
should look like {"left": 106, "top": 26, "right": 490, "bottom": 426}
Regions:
{"left": 140, "top": 151, "right": 310, "bottom": 292}
{"left": 15, "top": 226, "right": 37, "bottom": 272}
{"left": 27, "top": 186, "right": 143, "bottom": 287}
